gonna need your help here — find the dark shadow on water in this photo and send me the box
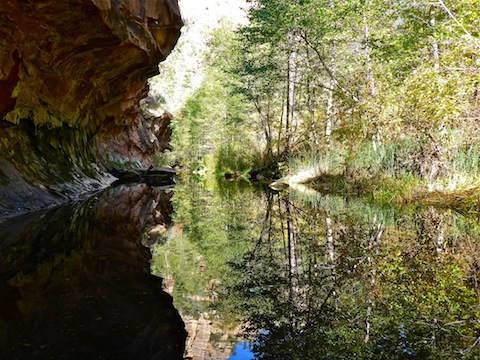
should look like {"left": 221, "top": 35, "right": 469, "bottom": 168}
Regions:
{"left": 0, "top": 184, "right": 186, "bottom": 360}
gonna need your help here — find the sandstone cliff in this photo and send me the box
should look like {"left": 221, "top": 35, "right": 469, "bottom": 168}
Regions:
{"left": 0, "top": 0, "right": 183, "bottom": 219}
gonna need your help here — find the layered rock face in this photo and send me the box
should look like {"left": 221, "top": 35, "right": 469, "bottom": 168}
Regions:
{"left": 96, "top": 107, "right": 173, "bottom": 167}
{"left": 0, "top": 0, "right": 182, "bottom": 219}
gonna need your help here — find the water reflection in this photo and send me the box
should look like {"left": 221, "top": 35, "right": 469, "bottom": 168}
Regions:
{"left": 3, "top": 178, "right": 479, "bottom": 359}
{"left": 0, "top": 184, "right": 186, "bottom": 360}
{"left": 228, "top": 342, "right": 254, "bottom": 359}
{"left": 153, "top": 178, "right": 480, "bottom": 359}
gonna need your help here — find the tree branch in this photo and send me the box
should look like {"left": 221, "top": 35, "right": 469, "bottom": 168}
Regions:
{"left": 436, "top": 0, "right": 480, "bottom": 49}
{"left": 299, "top": 33, "right": 359, "bottom": 103}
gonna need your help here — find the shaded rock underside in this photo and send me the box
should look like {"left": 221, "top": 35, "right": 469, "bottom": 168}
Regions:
{"left": 0, "top": 0, "right": 183, "bottom": 219}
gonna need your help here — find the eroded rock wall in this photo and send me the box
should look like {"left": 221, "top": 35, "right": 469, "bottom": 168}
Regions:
{"left": 0, "top": 0, "right": 182, "bottom": 219}
{"left": 96, "top": 108, "right": 173, "bottom": 168}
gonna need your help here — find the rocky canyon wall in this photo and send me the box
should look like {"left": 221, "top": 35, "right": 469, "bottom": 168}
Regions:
{"left": 0, "top": 0, "right": 182, "bottom": 219}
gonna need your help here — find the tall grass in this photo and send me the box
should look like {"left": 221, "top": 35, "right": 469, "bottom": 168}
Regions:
{"left": 288, "top": 149, "right": 345, "bottom": 177}
{"left": 286, "top": 129, "right": 480, "bottom": 210}
{"left": 344, "top": 139, "right": 422, "bottom": 178}
{"left": 291, "top": 131, "right": 480, "bottom": 184}
{"left": 213, "top": 144, "right": 265, "bottom": 175}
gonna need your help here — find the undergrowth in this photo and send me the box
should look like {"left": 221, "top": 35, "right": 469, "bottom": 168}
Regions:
{"left": 287, "top": 132, "right": 480, "bottom": 214}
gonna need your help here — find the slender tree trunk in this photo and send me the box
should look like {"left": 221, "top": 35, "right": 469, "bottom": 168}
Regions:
{"left": 325, "top": 211, "right": 337, "bottom": 308}
{"left": 286, "top": 48, "right": 296, "bottom": 157}
{"left": 325, "top": 43, "right": 336, "bottom": 149}
{"left": 257, "top": 192, "right": 273, "bottom": 246}
{"left": 306, "top": 209, "right": 319, "bottom": 327}
{"left": 363, "top": 14, "right": 381, "bottom": 151}
{"left": 266, "top": 99, "right": 274, "bottom": 158}
{"left": 431, "top": 318, "right": 438, "bottom": 347}
{"left": 431, "top": 14, "right": 440, "bottom": 72}
{"left": 278, "top": 97, "right": 285, "bottom": 158}
{"left": 436, "top": 229, "right": 445, "bottom": 253}
{"left": 306, "top": 48, "right": 319, "bottom": 149}
{"left": 474, "top": 82, "right": 479, "bottom": 109}
{"left": 363, "top": 15, "right": 376, "bottom": 97}
{"left": 365, "top": 221, "right": 383, "bottom": 344}
{"left": 309, "top": 94, "right": 319, "bottom": 149}
{"left": 253, "top": 100, "right": 273, "bottom": 158}
{"left": 285, "top": 200, "right": 299, "bottom": 329}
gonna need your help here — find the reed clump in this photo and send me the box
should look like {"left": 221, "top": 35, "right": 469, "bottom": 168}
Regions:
{"left": 286, "top": 134, "right": 480, "bottom": 214}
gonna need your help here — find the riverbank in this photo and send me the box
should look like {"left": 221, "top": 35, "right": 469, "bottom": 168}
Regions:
{"left": 272, "top": 170, "right": 480, "bottom": 216}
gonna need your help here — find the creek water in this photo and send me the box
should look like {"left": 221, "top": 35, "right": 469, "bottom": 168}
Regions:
{"left": 1, "top": 178, "right": 480, "bottom": 359}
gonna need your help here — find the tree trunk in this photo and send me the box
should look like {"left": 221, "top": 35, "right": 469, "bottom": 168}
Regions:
{"left": 363, "top": 14, "right": 381, "bottom": 151}
{"left": 363, "top": 15, "right": 376, "bottom": 98}
{"left": 325, "top": 44, "right": 336, "bottom": 149}
{"left": 286, "top": 46, "right": 296, "bottom": 157}
{"left": 431, "top": 14, "right": 440, "bottom": 72}
{"left": 253, "top": 99, "right": 273, "bottom": 158}
{"left": 306, "top": 47, "right": 319, "bottom": 149}
{"left": 365, "top": 221, "right": 383, "bottom": 344}
{"left": 285, "top": 200, "right": 299, "bottom": 329}
{"left": 326, "top": 211, "right": 337, "bottom": 307}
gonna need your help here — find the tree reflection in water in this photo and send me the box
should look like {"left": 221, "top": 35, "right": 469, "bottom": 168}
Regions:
{"left": 154, "top": 178, "right": 480, "bottom": 359}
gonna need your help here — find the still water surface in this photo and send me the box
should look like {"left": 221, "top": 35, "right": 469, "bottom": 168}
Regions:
{"left": 1, "top": 178, "right": 480, "bottom": 359}
{"left": 0, "top": 184, "right": 185, "bottom": 359}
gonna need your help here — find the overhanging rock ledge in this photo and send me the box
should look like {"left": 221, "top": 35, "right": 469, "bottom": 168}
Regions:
{"left": 0, "top": 0, "right": 183, "bottom": 219}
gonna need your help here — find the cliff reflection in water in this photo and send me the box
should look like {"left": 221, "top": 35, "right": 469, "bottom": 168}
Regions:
{"left": 0, "top": 184, "right": 186, "bottom": 360}
{"left": 152, "top": 179, "right": 480, "bottom": 360}
{"left": 3, "top": 177, "right": 480, "bottom": 360}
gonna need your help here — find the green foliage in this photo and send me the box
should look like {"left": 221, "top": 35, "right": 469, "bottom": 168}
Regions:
{"left": 214, "top": 144, "right": 252, "bottom": 174}
{"left": 160, "top": 0, "right": 480, "bottom": 191}
{"left": 286, "top": 134, "right": 480, "bottom": 212}
{"left": 151, "top": 175, "right": 261, "bottom": 318}
{"left": 152, "top": 150, "right": 176, "bottom": 167}
{"left": 162, "top": 0, "right": 480, "bottom": 211}
{"left": 218, "top": 0, "right": 480, "bottom": 185}
{"left": 165, "top": 22, "right": 263, "bottom": 174}
{"left": 149, "top": 169, "right": 480, "bottom": 358}
{"left": 217, "top": 184, "right": 480, "bottom": 358}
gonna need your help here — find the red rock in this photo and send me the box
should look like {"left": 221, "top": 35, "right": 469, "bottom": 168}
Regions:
{"left": 0, "top": 0, "right": 183, "bottom": 218}
{"left": 0, "top": 0, "right": 182, "bottom": 129}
